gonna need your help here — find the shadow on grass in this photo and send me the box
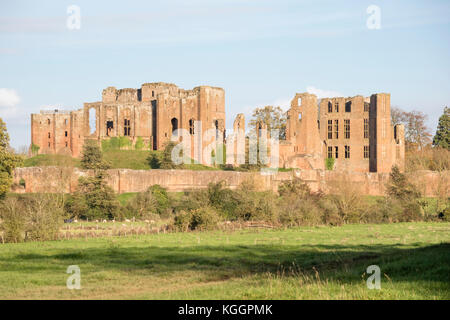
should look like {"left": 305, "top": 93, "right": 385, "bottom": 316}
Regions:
{"left": 11, "top": 242, "right": 450, "bottom": 287}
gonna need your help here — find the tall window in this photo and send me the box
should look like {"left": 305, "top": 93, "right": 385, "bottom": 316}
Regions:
{"left": 345, "top": 145, "right": 350, "bottom": 158}
{"left": 327, "top": 146, "right": 333, "bottom": 158}
{"left": 65, "top": 131, "right": 68, "bottom": 137}
{"left": 328, "top": 101, "right": 332, "bottom": 113}
{"left": 345, "top": 101, "right": 351, "bottom": 112}
{"left": 344, "top": 119, "right": 350, "bottom": 139}
{"left": 364, "top": 102, "right": 369, "bottom": 112}
{"left": 189, "top": 119, "right": 195, "bottom": 135}
{"left": 327, "top": 120, "right": 333, "bottom": 139}
{"left": 335, "top": 146, "right": 339, "bottom": 159}
{"left": 48, "top": 132, "right": 51, "bottom": 138}
{"left": 364, "top": 119, "right": 369, "bottom": 139}
{"left": 124, "top": 119, "right": 131, "bottom": 136}
{"left": 334, "top": 120, "right": 339, "bottom": 139}
{"left": 364, "top": 145, "right": 370, "bottom": 159}
{"left": 334, "top": 102, "right": 339, "bottom": 112}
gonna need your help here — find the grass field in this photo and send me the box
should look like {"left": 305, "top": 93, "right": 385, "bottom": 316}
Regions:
{"left": 0, "top": 222, "right": 449, "bottom": 299}
{"left": 22, "top": 152, "right": 219, "bottom": 171}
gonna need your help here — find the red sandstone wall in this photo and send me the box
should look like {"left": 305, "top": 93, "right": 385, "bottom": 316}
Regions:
{"left": 11, "top": 167, "right": 448, "bottom": 197}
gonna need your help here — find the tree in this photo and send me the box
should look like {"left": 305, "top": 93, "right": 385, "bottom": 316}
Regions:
{"left": 0, "top": 118, "right": 10, "bottom": 149}
{"left": 391, "top": 106, "right": 407, "bottom": 125}
{"left": 386, "top": 166, "right": 421, "bottom": 201}
{"left": 0, "top": 118, "right": 22, "bottom": 198}
{"left": 249, "top": 106, "right": 287, "bottom": 140}
{"left": 432, "top": 106, "right": 450, "bottom": 150}
{"left": 72, "top": 171, "right": 120, "bottom": 220}
{"left": 148, "top": 141, "right": 184, "bottom": 169}
{"left": 404, "top": 111, "right": 432, "bottom": 150}
{"left": 80, "top": 139, "right": 111, "bottom": 170}
{"left": 389, "top": 107, "right": 431, "bottom": 150}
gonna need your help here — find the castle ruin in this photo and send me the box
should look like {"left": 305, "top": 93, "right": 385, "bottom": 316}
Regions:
{"left": 234, "top": 92, "right": 405, "bottom": 173}
{"left": 31, "top": 82, "right": 225, "bottom": 158}
{"left": 31, "top": 83, "right": 404, "bottom": 173}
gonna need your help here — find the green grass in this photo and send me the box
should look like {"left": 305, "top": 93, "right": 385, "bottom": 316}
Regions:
{"left": 117, "top": 192, "right": 138, "bottom": 205}
{"left": 103, "top": 150, "right": 151, "bottom": 170}
{"left": 0, "top": 222, "right": 448, "bottom": 299}
{"left": 22, "top": 154, "right": 80, "bottom": 167}
{"left": 21, "top": 151, "right": 223, "bottom": 171}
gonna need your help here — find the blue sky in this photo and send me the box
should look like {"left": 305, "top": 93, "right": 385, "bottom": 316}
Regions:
{"left": 1, "top": 0, "right": 449, "bottom": 150}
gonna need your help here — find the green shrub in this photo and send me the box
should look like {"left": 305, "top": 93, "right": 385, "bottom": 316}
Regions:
{"left": 102, "top": 137, "right": 121, "bottom": 151}
{"left": 149, "top": 185, "right": 170, "bottom": 216}
{"left": 438, "top": 206, "right": 450, "bottom": 221}
{"left": 147, "top": 151, "right": 162, "bottom": 169}
{"left": 135, "top": 137, "right": 145, "bottom": 150}
{"left": 387, "top": 166, "right": 421, "bottom": 201}
{"left": 278, "top": 178, "right": 312, "bottom": 198}
{"left": 31, "top": 143, "right": 40, "bottom": 155}
{"left": 190, "top": 207, "right": 221, "bottom": 230}
{"left": 172, "top": 207, "right": 221, "bottom": 231}
{"left": 0, "top": 197, "right": 26, "bottom": 242}
{"left": 173, "top": 210, "right": 192, "bottom": 232}
{"left": 80, "top": 140, "right": 111, "bottom": 170}
{"left": 70, "top": 172, "right": 120, "bottom": 220}
{"left": 318, "top": 197, "right": 342, "bottom": 226}
{"left": 26, "top": 196, "right": 65, "bottom": 241}
{"left": 173, "top": 190, "right": 210, "bottom": 213}
{"left": 279, "top": 197, "right": 322, "bottom": 226}
{"left": 325, "top": 158, "right": 335, "bottom": 170}
{"left": 125, "top": 187, "right": 158, "bottom": 219}
{"left": 0, "top": 194, "right": 65, "bottom": 242}
{"left": 119, "top": 136, "right": 132, "bottom": 149}
{"left": 385, "top": 166, "right": 423, "bottom": 222}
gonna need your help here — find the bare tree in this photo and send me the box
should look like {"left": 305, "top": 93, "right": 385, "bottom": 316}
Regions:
{"left": 390, "top": 107, "right": 431, "bottom": 150}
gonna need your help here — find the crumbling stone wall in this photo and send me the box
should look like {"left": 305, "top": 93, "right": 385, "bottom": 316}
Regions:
{"left": 31, "top": 83, "right": 226, "bottom": 159}
{"left": 278, "top": 92, "right": 405, "bottom": 173}
{"left": 12, "top": 167, "right": 447, "bottom": 197}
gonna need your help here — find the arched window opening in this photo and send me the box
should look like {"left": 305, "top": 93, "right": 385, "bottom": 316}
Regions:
{"left": 215, "top": 120, "right": 219, "bottom": 139}
{"left": 345, "top": 101, "right": 352, "bottom": 113}
{"left": 89, "top": 108, "right": 96, "bottom": 134}
{"left": 106, "top": 121, "right": 114, "bottom": 136}
{"left": 171, "top": 118, "right": 178, "bottom": 137}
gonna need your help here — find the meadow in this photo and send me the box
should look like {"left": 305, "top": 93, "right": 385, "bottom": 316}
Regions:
{"left": 0, "top": 222, "right": 449, "bottom": 299}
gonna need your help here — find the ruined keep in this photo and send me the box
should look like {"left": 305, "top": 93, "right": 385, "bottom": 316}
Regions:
{"left": 31, "top": 82, "right": 404, "bottom": 173}
{"left": 31, "top": 82, "right": 226, "bottom": 158}
{"left": 234, "top": 92, "right": 405, "bottom": 173}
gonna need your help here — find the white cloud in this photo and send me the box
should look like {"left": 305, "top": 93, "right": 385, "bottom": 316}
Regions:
{"left": 0, "top": 88, "right": 20, "bottom": 108}
{"left": 306, "top": 86, "right": 343, "bottom": 99}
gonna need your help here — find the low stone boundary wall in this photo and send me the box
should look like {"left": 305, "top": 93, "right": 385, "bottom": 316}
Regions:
{"left": 11, "top": 167, "right": 449, "bottom": 197}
